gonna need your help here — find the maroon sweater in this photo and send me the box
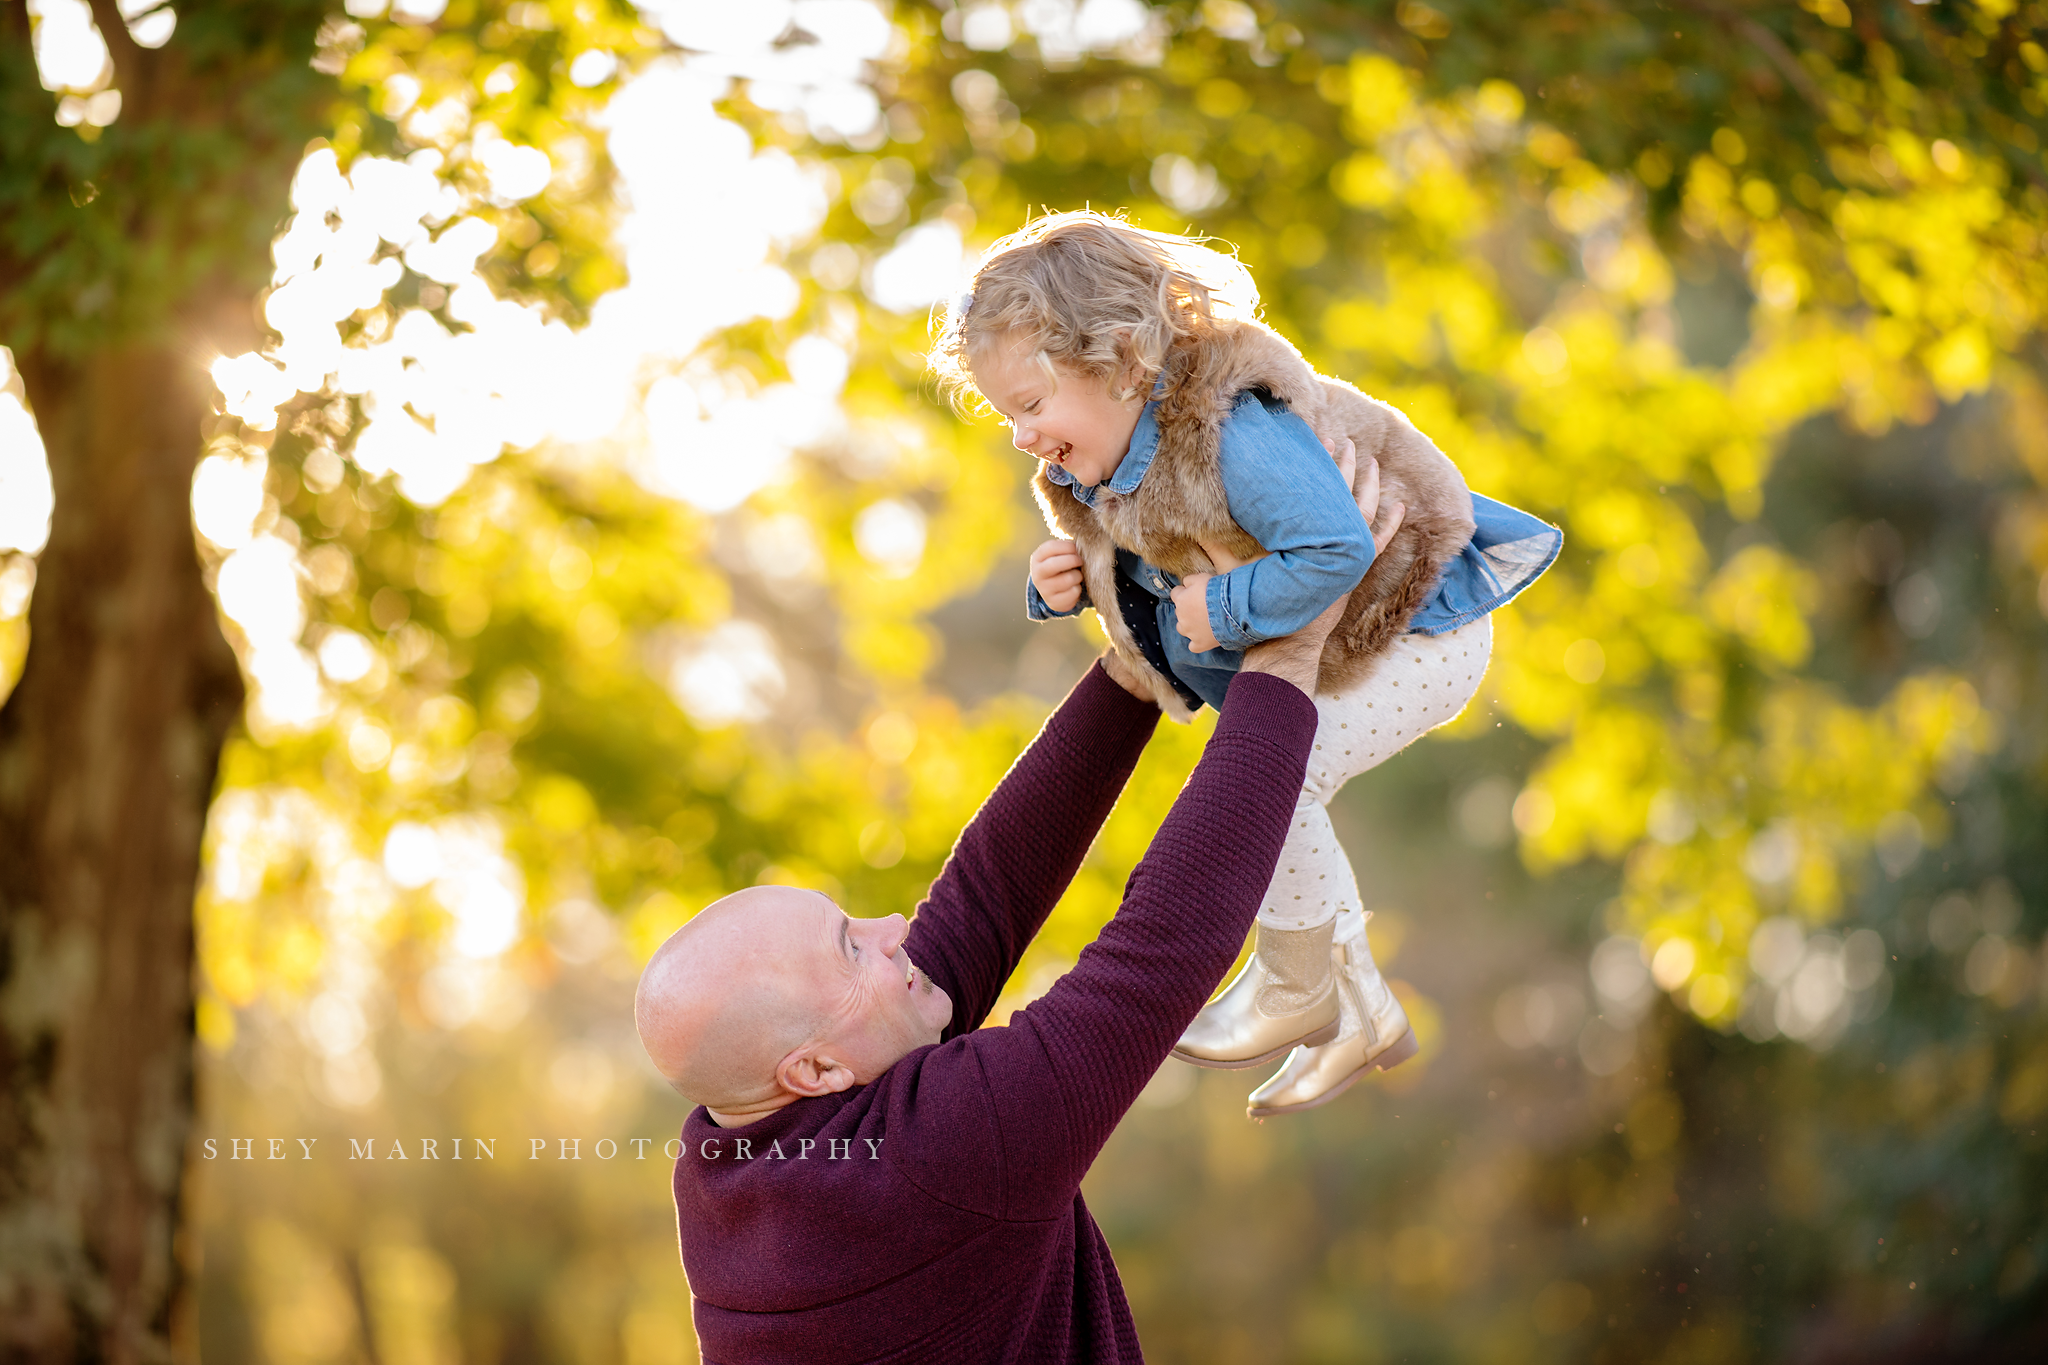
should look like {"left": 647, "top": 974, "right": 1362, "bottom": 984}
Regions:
{"left": 670, "top": 665, "right": 1317, "bottom": 1363}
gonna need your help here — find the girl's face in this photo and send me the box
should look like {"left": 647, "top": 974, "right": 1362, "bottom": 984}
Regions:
{"left": 975, "top": 336, "right": 1144, "bottom": 489}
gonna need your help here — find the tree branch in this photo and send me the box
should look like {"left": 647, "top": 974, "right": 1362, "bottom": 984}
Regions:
{"left": 85, "top": 0, "right": 157, "bottom": 117}
{"left": 90, "top": 0, "right": 185, "bottom": 127}
{"left": 1671, "top": 0, "right": 1831, "bottom": 117}
{"left": 86, "top": 0, "right": 143, "bottom": 70}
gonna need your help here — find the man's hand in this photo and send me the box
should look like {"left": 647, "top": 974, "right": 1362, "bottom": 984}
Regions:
{"left": 1242, "top": 439, "right": 1405, "bottom": 696}
{"left": 1029, "top": 538, "right": 1086, "bottom": 614}
{"left": 1349, "top": 440, "right": 1405, "bottom": 546}
{"left": 1169, "top": 574, "right": 1220, "bottom": 652}
{"left": 1237, "top": 592, "right": 1346, "bottom": 694}
{"left": 1098, "top": 647, "right": 1157, "bottom": 701}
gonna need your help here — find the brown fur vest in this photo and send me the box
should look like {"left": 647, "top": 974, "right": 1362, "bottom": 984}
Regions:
{"left": 1032, "top": 319, "right": 1475, "bottom": 723}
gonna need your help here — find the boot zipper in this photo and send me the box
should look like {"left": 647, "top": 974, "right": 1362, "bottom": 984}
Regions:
{"left": 1337, "top": 943, "right": 1377, "bottom": 1047}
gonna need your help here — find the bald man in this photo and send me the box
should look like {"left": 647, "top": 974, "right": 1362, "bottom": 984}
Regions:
{"left": 636, "top": 578, "right": 1354, "bottom": 1364}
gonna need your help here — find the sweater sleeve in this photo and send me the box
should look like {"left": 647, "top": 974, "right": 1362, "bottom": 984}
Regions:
{"left": 903, "top": 662, "right": 1160, "bottom": 1039}
{"left": 963, "top": 670, "right": 1318, "bottom": 1218}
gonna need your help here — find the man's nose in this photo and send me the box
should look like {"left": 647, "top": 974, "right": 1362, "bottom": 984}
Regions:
{"left": 877, "top": 913, "right": 910, "bottom": 952}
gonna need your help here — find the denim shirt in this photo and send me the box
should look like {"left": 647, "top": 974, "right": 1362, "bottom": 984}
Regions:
{"left": 1027, "top": 391, "right": 1563, "bottom": 711}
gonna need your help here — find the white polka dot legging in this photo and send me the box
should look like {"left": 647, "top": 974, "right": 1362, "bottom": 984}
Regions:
{"left": 1259, "top": 616, "right": 1493, "bottom": 936}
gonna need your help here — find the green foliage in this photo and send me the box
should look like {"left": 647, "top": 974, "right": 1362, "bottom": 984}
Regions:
{"left": 840, "top": 3, "right": 2039, "bottom": 1019}
{"left": 0, "top": 0, "right": 334, "bottom": 355}
{"left": 323, "top": 0, "right": 648, "bottom": 319}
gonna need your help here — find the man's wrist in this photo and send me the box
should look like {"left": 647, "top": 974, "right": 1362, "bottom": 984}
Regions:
{"left": 1098, "top": 649, "right": 1158, "bottom": 702}
{"left": 1238, "top": 636, "right": 1323, "bottom": 695}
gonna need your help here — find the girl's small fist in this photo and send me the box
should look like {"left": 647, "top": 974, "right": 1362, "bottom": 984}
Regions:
{"left": 1170, "top": 573, "right": 1220, "bottom": 652}
{"left": 1029, "top": 538, "right": 1086, "bottom": 613}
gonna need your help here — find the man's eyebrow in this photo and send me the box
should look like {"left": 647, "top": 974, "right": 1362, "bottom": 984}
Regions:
{"left": 838, "top": 915, "right": 852, "bottom": 959}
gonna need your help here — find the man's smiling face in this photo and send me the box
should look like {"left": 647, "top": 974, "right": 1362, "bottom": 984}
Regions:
{"left": 800, "top": 894, "right": 954, "bottom": 1079}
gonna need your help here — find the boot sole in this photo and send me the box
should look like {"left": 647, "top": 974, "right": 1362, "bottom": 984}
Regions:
{"left": 1245, "top": 1027, "right": 1420, "bottom": 1117}
{"left": 1171, "top": 1014, "right": 1344, "bottom": 1071}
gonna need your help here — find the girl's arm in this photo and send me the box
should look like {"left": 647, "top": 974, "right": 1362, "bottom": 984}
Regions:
{"left": 1177, "top": 394, "right": 1376, "bottom": 651}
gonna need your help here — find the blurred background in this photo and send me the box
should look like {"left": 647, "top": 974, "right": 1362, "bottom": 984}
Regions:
{"left": 3, "top": 0, "right": 2047, "bottom": 1361}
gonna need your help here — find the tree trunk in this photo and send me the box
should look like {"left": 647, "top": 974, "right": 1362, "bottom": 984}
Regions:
{"left": 0, "top": 345, "right": 244, "bottom": 1363}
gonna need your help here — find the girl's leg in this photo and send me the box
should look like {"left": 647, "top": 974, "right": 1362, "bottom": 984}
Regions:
{"left": 1172, "top": 745, "right": 1365, "bottom": 1068}
{"left": 1249, "top": 617, "right": 1494, "bottom": 1114}
{"left": 1309, "top": 616, "right": 1494, "bottom": 945}
{"left": 1175, "top": 618, "right": 1493, "bottom": 1071}
{"left": 1171, "top": 793, "right": 1348, "bottom": 1067}
{"left": 1255, "top": 795, "right": 1362, "bottom": 932}
{"left": 1255, "top": 614, "right": 1496, "bottom": 930}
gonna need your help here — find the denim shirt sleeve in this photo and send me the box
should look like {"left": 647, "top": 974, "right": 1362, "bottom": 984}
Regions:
{"left": 1406, "top": 493, "right": 1561, "bottom": 634}
{"left": 1026, "top": 575, "right": 1088, "bottom": 621}
{"left": 1202, "top": 394, "right": 1375, "bottom": 650}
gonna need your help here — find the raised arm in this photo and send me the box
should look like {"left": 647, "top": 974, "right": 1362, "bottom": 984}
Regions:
{"left": 930, "top": 595, "right": 1340, "bottom": 1221}
{"left": 903, "top": 659, "right": 1159, "bottom": 1039}
{"left": 960, "top": 671, "right": 1312, "bottom": 1211}
{"left": 934, "top": 465, "right": 1377, "bottom": 1218}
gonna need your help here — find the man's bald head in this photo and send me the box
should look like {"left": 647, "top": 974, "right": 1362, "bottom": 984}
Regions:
{"left": 634, "top": 886, "right": 832, "bottom": 1110}
{"left": 635, "top": 885, "right": 954, "bottom": 1123}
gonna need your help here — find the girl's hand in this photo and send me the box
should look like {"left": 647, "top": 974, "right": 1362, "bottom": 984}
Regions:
{"left": 1170, "top": 573, "right": 1221, "bottom": 652}
{"left": 1029, "top": 538, "right": 1086, "bottom": 613}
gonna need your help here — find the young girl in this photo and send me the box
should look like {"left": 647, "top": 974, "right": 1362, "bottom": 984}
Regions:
{"left": 929, "top": 212, "right": 1560, "bottom": 1116}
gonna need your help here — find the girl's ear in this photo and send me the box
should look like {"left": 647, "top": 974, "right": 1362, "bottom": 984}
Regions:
{"left": 1111, "top": 329, "right": 1148, "bottom": 401}
{"left": 1119, "top": 326, "right": 1145, "bottom": 372}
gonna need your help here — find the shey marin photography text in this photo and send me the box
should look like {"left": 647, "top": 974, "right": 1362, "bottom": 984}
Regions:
{"left": 199, "top": 1136, "right": 884, "bottom": 1162}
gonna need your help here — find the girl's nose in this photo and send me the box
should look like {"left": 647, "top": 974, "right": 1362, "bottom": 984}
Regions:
{"left": 1011, "top": 425, "right": 1038, "bottom": 455}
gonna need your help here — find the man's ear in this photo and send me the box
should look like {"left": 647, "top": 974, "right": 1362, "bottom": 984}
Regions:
{"left": 775, "top": 1046, "right": 858, "bottom": 1098}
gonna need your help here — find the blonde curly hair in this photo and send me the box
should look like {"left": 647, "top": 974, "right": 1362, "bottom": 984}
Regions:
{"left": 928, "top": 210, "right": 1259, "bottom": 412}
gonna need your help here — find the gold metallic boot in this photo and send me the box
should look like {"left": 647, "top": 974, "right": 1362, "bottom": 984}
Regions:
{"left": 1173, "top": 920, "right": 1340, "bottom": 1069}
{"left": 1246, "top": 917, "right": 1416, "bottom": 1117}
